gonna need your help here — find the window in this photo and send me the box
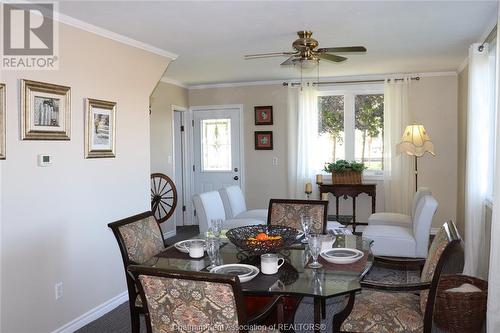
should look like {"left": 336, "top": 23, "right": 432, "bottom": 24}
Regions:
{"left": 201, "top": 118, "right": 232, "bottom": 171}
{"left": 318, "top": 85, "right": 384, "bottom": 176}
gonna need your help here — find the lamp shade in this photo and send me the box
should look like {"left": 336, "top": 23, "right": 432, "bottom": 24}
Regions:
{"left": 397, "top": 124, "right": 435, "bottom": 157}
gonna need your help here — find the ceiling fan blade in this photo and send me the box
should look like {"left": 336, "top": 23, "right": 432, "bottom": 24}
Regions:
{"left": 317, "top": 46, "right": 367, "bottom": 53}
{"left": 244, "top": 52, "right": 297, "bottom": 59}
{"left": 280, "top": 56, "right": 296, "bottom": 66}
{"left": 317, "top": 53, "right": 348, "bottom": 63}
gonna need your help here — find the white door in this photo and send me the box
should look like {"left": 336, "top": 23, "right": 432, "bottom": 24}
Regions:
{"left": 193, "top": 107, "right": 242, "bottom": 195}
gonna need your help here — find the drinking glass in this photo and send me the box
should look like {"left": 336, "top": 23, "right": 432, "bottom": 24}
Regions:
{"left": 308, "top": 234, "right": 323, "bottom": 269}
{"left": 300, "top": 215, "right": 312, "bottom": 244}
{"left": 209, "top": 219, "right": 223, "bottom": 239}
{"left": 206, "top": 238, "right": 220, "bottom": 270}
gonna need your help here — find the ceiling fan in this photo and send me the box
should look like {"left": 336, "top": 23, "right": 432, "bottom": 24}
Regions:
{"left": 244, "top": 31, "right": 366, "bottom": 66}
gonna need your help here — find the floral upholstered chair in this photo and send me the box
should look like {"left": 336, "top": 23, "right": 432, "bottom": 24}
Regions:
{"left": 268, "top": 199, "right": 328, "bottom": 234}
{"left": 108, "top": 211, "right": 167, "bottom": 333}
{"left": 334, "top": 220, "right": 463, "bottom": 333}
{"left": 128, "top": 266, "right": 281, "bottom": 333}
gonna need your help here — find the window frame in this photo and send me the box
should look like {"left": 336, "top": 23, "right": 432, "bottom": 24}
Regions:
{"left": 317, "top": 83, "right": 384, "bottom": 180}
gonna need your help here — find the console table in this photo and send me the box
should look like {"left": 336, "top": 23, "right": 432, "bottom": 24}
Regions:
{"left": 318, "top": 183, "right": 376, "bottom": 232}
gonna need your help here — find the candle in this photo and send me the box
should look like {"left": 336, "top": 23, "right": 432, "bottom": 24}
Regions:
{"left": 316, "top": 174, "right": 323, "bottom": 184}
{"left": 321, "top": 193, "right": 329, "bottom": 201}
{"left": 305, "top": 183, "right": 313, "bottom": 194}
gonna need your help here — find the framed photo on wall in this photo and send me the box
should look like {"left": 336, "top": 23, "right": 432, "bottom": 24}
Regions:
{"left": 21, "top": 79, "right": 71, "bottom": 140}
{"left": 254, "top": 106, "right": 273, "bottom": 125}
{"left": 85, "top": 98, "right": 116, "bottom": 158}
{"left": 254, "top": 131, "right": 273, "bottom": 150}
{"left": 0, "top": 83, "right": 5, "bottom": 159}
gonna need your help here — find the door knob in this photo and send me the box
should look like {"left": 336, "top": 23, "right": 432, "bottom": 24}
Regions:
{"left": 234, "top": 167, "right": 239, "bottom": 172}
{"left": 233, "top": 176, "right": 239, "bottom": 181}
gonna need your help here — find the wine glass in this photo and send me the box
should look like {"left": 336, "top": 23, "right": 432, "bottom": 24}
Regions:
{"left": 308, "top": 234, "right": 323, "bottom": 269}
{"left": 206, "top": 238, "right": 220, "bottom": 270}
{"left": 300, "top": 215, "right": 312, "bottom": 244}
{"left": 209, "top": 219, "right": 223, "bottom": 239}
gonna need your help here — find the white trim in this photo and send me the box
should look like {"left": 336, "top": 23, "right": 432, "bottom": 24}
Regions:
{"left": 187, "top": 71, "right": 457, "bottom": 90}
{"left": 458, "top": 58, "right": 469, "bottom": 73}
{"left": 51, "top": 291, "right": 128, "bottom": 333}
{"left": 57, "top": 12, "right": 178, "bottom": 60}
{"left": 163, "top": 229, "right": 176, "bottom": 240}
{"left": 161, "top": 78, "right": 188, "bottom": 89}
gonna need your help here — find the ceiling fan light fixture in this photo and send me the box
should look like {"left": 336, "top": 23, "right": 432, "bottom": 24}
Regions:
{"left": 297, "top": 58, "right": 318, "bottom": 69}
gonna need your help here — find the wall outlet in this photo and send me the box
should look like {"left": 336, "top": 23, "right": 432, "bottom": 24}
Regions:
{"left": 272, "top": 157, "right": 278, "bottom": 165}
{"left": 55, "top": 282, "right": 63, "bottom": 300}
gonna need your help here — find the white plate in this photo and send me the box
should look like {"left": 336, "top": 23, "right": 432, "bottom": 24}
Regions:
{"left": 210, "top": 264, "right": 260, "bottom": 283}
{"left": 320, "top": 248, "right": 364, "bottom": 264}
{"left": 174, "top": 239, "right": 206, "bottom": 253}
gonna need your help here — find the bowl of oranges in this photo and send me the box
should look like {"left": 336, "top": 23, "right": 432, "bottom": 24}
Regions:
{"left": 226, "top": 225, "right": 298, "bottom": 255}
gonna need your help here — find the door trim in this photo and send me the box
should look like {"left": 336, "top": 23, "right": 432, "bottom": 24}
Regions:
{"left": 189, "top": 104, "right": 245, "bottom": 219}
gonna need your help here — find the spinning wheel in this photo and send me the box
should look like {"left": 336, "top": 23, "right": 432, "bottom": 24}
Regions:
{"left": 150, "top": 173, "right": 177, "bottom": 223}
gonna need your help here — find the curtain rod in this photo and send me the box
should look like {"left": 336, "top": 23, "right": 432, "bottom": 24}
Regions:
{"left": 479, "top": 25, "right": 497, "bottom": 52}
{"left": 282, "top": 76, "right": 420, "bottom": 87}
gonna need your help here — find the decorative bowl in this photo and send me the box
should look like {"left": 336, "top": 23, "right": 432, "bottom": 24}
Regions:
{"left": 226, "top": 225, "right": 298, "bottom": 255}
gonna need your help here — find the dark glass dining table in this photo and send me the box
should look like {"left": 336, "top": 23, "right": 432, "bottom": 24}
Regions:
{"left": 144, "top": 234, "right": 373, "bottom": 332}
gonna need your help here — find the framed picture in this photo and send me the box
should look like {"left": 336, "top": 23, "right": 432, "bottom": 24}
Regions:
{"left": 21, "top": 79, "right": 71, "bottom": 140}
{"left": 85, "top": 98, "right": 116, "bottom": 158}
{"left": 255, "top": 131, "right": 273, "bottom": 150}
{"left": 0, "top": 84, "right": 5, "bottom": 159}
{"left": 254, "top": 106, "right": 273, "bottom": 125}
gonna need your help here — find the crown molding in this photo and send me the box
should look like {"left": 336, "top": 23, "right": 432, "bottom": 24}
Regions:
{"left": 188, "top": 71, "right": 458, "bottom": 90}
{"left": 57, "top": 12, "right": 178, "bottom": 60}
{"left": 160, "top": 77, "right": 188, "bottom": 89}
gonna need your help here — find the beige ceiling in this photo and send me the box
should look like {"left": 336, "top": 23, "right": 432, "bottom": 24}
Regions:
{"left": 58, "top": 1, "right": 498, "bottom": 86}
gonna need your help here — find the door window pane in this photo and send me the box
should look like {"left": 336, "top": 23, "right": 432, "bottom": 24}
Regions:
{"left": 354, "top": 94, "right": 384, "bottom": 170}
{"left": 318, "top": 95, "right": 345, "bottom": 168}
{"left": 201, "top": 119, "right": 231, "bottom": 171}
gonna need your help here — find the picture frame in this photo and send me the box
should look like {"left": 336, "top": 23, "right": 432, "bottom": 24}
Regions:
{"left": 85, "top": 98, "right": 116, "bottom": 158}
{"left": 0, "top": 83, "right": 5, "bottom": 159}
{"left": 21, "top": 79, "right": 71, "bottom": 140}
{"left": 254, "top": 106, "right": 273, "bottom": 125}
{"left": 254, "top": 131, "right": 273, "bottom": 150}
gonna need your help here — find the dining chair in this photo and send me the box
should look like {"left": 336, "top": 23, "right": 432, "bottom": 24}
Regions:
{"left": 368, "top": 187, "right": 432, "bottom": 227}
{"left": 108, "top": 211, "right": 167, "bottom": 333}
{"left": 128, "top": 265, "right": 282, "bottom": 333}
{"left": 267, "top": 199, "right": 328, "bottom": 234}
{"left": 334, "top": 220, "right": 464, "bottom": 333}
{"left": 219, "top": 185, "right": 268, "bottom": 222}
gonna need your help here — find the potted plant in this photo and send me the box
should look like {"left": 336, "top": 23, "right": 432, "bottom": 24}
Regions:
{"left": 323, "top": 160, "right": 366, "bottom": 184}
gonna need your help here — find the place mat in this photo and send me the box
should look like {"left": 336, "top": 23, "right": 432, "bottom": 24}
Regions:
{"left": 156, "top": 242, "right": 227, "bottom": 260}
{"left": 307, "top": 250, "right": 369, "bottom": 274}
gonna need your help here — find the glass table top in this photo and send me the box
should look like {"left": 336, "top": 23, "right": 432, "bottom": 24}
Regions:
{"left": 144, "top": 235, "right": 373, "bottom": 299}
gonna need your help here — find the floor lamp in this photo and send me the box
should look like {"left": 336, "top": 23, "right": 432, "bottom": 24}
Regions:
{"left": 397, "top": 124, "right": 435, "bottom": 192}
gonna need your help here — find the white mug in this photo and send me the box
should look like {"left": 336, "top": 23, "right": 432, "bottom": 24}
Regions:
{"left": 261, "top": 253, "right": 285, "bottom": 275}
{"left": 188, "top": 240, "right": 205, "bottom": 259}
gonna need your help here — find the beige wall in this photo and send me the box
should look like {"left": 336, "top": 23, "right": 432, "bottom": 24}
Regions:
{"left": 409, "top": 75, "right": 458, "bottom": 228}
{"left": 0, "top": 23, "right": 169, "bottom": 333}
{"left": 187, "top": 75, "right": 458, "bottom": 228}
{"left": 457, "top": 66, "right": 469, "bottom": 236}
{"left": 189, "top": 85, "right": 289, "bottom": 209}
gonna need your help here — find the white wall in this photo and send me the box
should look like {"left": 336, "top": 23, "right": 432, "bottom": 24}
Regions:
{"left": 0, "top": 23, "right": 169, "bottom": 333}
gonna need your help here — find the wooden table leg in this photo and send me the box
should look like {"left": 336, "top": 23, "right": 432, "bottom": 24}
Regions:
{"left": 335, "top": 195, "right": 340, "bottom": 221}
{"left": 371, "top": 194, "right": 376, "bottom": 214}
{"left": 314, "top": 297, "right": 321, "bottom": 333}
{"left": 332, "top": 292, "right": 356, "bottom": 333}
{"left": 352, "top": 196, "right": 357, "bottom": 233}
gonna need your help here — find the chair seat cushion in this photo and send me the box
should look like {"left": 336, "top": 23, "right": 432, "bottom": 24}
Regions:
{"left": 224, "top": 218, "right": 265, "bottom": 230}
{"left": 341, "top": 290, "right": 423, "bottom": 333}
{"left": 363, "top": 225, "right": 417, "bottom": 258}
{"left": 368, "top": 212, "right": 412, "bottom": 227}
{"left": 235, "top": 209, "right": 268, "bottom": 222}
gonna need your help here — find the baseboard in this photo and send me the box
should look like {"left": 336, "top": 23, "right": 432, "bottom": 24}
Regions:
{"left": 431, "top": 228, "right": 439, "bottom": 235}
{"left": 51, "top": 290, "right": 128, "bottom": 333}
{"left": 163, "top": 229, "right": 176, "bottom": 239}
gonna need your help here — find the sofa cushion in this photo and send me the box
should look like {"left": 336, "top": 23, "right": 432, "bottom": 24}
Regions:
{"left": 363, "top": 225, "right": 417, "bottom": 258}
{"left": 235, "top": 209, "right": 268, "bottom": 222}
{"left": 368, "top": 212, "right": 412, "bottom": 227}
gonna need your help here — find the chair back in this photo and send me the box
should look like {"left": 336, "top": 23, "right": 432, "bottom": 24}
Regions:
{"left": 412, "top": 187, "right": 432, "bottom": 220}
{"left": 128, "top": 265, "right": 248, "bottom": 333}
{"left": 413, "top": 195, "right": 438, "bottom": 257}
{"left": 419, "top": 221, "right": 464, "bottom": 332}
{"left": 219, "top": 186, "right": 247, "bottom": 219}
{"left": 267, "top": 199, "right": 328, "bottom": 234}
{"left": 192, "top": 191, "right": 226, "bottom": 234}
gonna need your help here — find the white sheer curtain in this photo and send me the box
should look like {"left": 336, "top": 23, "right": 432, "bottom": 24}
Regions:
{"left": 464, "top": 43, "right": 495, "bottom": 279}
{"left": 287, "top": 82, "right": 319, "bottom": 199}
{"left": 383, "top": 78, "right": 413, "bottom": 214}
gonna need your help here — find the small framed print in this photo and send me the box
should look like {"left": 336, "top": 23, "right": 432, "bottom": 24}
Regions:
{"left": 85, "top": 98, "right": 116, "bottom": 158}
{"left": 254, "top": 131, "right": 273, "bottom": 150}
{"left": 0, "top": 83, "right": 5, "bottom": 159}
{"left": 21, "top": 79, "right": 71, "bottom": 140}
{"left": 254, "top": 106, "right": 273, "bottom": 125}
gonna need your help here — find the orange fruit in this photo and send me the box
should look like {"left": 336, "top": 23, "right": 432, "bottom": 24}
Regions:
{"left": 255, "top": 232, "right": 269, "bottom": 241}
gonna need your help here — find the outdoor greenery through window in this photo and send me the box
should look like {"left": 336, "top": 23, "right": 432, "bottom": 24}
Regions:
{"left": 318, "top": 88, "right": 384, "bottom": 174}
